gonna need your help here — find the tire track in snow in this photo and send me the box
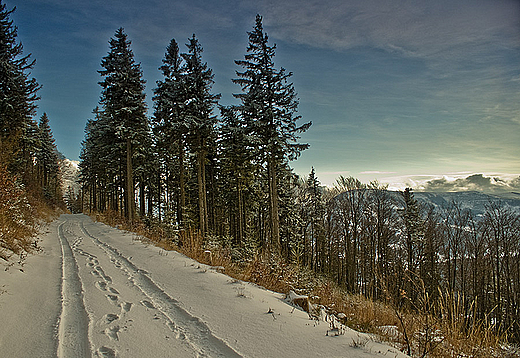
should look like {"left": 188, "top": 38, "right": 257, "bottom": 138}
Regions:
{"left": 80, "top": 221, "right": 241, "bottom": 358}
{"left": 57, "top": 220, "right": 92, "bottom": 358}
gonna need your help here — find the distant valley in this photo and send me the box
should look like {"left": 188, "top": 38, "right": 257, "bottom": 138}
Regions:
{"left": 411, "top": 191, "right": 520, "bottom": 216}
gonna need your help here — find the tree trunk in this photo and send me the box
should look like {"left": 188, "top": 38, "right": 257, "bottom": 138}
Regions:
{"left": 126, "top": 137, "right": 135, "bottom": 223}
{"left": 178, "top": 137, "right": 185, "bottom": 228}
{"left": 202, "top": 153, "right": 208, "bottom": 233}
{"left": 197, "top": 134, "right": 207, "bottom": 235}
{"left": 157, "top": 171, "right": 162, "bottom": 222}
{"left": 267, "top": 155, "right": 280, "bottom": 254}
{"left": 237, "top": 176, "right": 244, "bottom": 246}
{"left": 139, "top": 179, "right": 145, "bottom": 217}
{"left": 147, "top": 184, "right": 153, "bottom": 218}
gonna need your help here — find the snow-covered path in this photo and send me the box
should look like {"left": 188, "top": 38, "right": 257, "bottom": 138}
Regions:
{"left": 0, "top": 214, "right": 407, "bottom": 357}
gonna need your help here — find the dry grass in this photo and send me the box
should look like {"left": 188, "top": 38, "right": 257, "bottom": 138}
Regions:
{"left": 92, "top": 211, "right": 517, "bottom": 358}
{"left": 0, "top": 165, "right": 37, "bottom": 264}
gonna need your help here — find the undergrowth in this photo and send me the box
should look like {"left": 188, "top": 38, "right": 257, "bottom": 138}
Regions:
{"left": 92, "top": 210, "right": 518, "bottom": 358}
{"left": 0, "top": 165, "right": 61, "bottom": 268}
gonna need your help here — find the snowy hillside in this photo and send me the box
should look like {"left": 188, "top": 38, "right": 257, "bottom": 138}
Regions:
{"left": 412, "top": 191, "right": 520, "bottom": 216}
{"left": 0, "top": 214, "right": 408, "bottom": 358}
{"left": 60, "top": 158, "right": 80, "bottom": 196}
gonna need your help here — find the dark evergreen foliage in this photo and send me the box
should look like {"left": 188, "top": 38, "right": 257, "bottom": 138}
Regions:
{"left": 0, "top": 1, "right": 61, "bottom": 209}
{"left": 233, "top": 14, "right": 311, "bottom": 254}
{"left": 37, "top": 113, "right": 59, "bottom": 193}
{"left": 96, "top": 28, "right": 150, "bottom": 221}
{"left": 152, "top": 38, "right": 188, "bottom": 225}
{"left": 182, "top": 34, "right": 220, "bottom": 234}
{"left": 0, "top": 0, "right": 40, "bottom": 174}
{"left": 151, "top": 36, "right": 220, "bottom": 232}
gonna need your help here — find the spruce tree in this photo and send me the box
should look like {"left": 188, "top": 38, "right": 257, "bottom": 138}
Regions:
{"left": 98, "top": 28, "right": 148, "bottom": 222}
{"left": 233, "top": 15, "right": 311, "bottom": 254}
{"left": 18, "top": 117, "right": 40, "bottom": 181}
{"left": 0, "top": 0, "right": 40, "bottom": 173}
{"left": 277, "top": 163, "right": 301, "bottom": 260}
{"left": 306, "top": 167, "right": 325, "bottom": 270}
{"left": 80, "top": 108, "right": 115, "bottom": 213}
{"left": 79, "top": 117, "right": 97, "bottom": 212}
{"left": 153, "top": 38, "right": 189, "bottom": 226}
{"left": 401, "top": 187, "right": 425, "bottom": 303}
{"left": 36, "top": 113, "right": 59, "bottom": 190}
{"left": 402, "top": 188, "right": 423, "bottom": 274}
{"left": 181, "top": 34, "right": 220, "bottom": 234}
{"left": 219, "top": 105, "right": 258, "bottom": 246}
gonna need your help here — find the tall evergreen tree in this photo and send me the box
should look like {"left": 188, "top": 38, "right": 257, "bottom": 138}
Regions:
{"left": 400, "top": 187, "right": 425, "bottom": 302}
{"left": 401, "top": 188, "right": 424, "bottom": 274}
{"left": 181, "top": 34, "right": 220, "bottom": 234}
{"left": 233, "top": 14, "right": 311, "bottom": 254}
{"left": 153, "top": 38, "right": 189, "bottom": 226}
{"left": 219, "top": 105, "right": 258, "bottom": 246}
{"left": 98, "top": 28, "right": 148, "bottom": 222}
{"left": 306, "top": 167, "right": 325, "bottom": 270}
{"left": 80, "top": 108, "right": 118, "bottom": 213}
{"left": 17, "top": 117, "right": 40, "bottom": 181}
{"left": 36, "top": 112, "right": 59, "bottom": 190}
{"left": 0, "top": 0, "right": 40, "bottom": 172}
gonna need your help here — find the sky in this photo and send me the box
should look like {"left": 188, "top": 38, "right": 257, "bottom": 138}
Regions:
{"left": 5, "top": 0, "right": 520, "bottom": 190}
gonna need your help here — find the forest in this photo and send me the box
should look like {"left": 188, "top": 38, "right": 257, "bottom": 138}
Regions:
{"left": 79, "top": 15, "right": 520, "bottom": 347}
{"left": 0, "top": 1, "right": 63, "bottom": 263}
{"left": 1, "top": 1, "right": 519, "bottom": 354}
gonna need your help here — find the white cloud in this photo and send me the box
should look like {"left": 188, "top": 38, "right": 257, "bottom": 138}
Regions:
{"left": 414, "top": 173, "right": 520, "bottom": 193}
{"left": 360, "top": 171, "right": 397, "bottom": 175}
{"left": 255, "top": 0, "right": 520, "bottom": 58}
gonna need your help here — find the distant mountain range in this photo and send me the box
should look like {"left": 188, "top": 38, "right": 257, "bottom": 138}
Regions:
{"left": 411, "top": 191, "right": 520, "bottom": 216}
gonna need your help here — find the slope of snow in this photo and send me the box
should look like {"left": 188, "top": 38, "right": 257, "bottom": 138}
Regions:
{"left": 383, "top": 190, "right": 520, "bottom": 216}
{"left": 413, "top": 191, "right": 520, "bottom": 215}
{"left": 60, "top": 158, "right": 80, "bottom": 196}
{"left": 0, "top": 214, "right": 408, "bottom": 357}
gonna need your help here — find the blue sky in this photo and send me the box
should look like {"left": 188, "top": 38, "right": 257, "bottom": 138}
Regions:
{"left": 6, "top": 0, "right": 520, "bottom": 189}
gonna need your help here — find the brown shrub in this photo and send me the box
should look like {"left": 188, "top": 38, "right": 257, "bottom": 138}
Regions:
{"left": 0, "top": 165, "right": 37, "bottom": 262}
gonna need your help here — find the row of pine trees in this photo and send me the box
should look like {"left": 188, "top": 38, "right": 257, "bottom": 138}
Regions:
{"left": 79, "top": 16, "right": 311, "bottom": 257}
{"left": 0, "top": 1, "right": 63, "bottom": 261}
{"left": 79, "top": 16, "right": 520, "bottom": 342}
{"left": 0, "top": 1, "right": 61, "bottom": 206}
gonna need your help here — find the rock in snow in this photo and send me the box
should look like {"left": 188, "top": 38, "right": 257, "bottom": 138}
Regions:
{"left": 285, "top": 290, "right": 312, "bottom": 314}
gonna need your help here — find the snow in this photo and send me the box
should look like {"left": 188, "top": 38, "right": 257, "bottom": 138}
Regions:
{"left": 60, "top": 158, "right": 81, "bottom": 195}
{"left": 0, "top": 214, "right": 408, "bottom": 357}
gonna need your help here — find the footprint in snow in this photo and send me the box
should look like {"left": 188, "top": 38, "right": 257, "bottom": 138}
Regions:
{"left": 119, "top": 301, "right": 132, "bottom": 313}
{"left": 140, "top": 300, "right": 155, "bottom": 309}
{"left": 104, "top": 325, "right": 120, "bottom": 341}
{"left": 108, "top": 287, "right": 119, "bottom": 295}
{"left": 97, "top": 346, "right": 116, "bottom": 358}
{"left": 96, "top": 281, "right": 108, "bottom": 291}
{"left": 106, "top": 294, "right": 118, "bottom": 304}
{"left": 103, "top": 313, "right": 119, "bottom": 324}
